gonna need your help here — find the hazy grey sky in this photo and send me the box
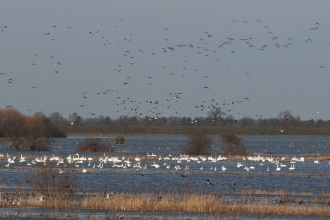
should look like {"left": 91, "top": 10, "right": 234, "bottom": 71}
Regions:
{"left": 1, "top": 1, "right": 330, "bottom": 120}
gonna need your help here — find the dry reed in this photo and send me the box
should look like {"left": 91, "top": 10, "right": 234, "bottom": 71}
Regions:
{"left": 2, "top": 190, "right": 330, "bottom": 217}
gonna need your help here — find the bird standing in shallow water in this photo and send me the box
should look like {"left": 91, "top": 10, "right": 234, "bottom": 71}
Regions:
{"left": 207, "top": 179, "right": 214, "bottom": 186}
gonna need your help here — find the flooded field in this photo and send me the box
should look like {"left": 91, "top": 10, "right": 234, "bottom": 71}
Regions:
{"left": 1, "top": 135, "right": 330, "bottom": 219}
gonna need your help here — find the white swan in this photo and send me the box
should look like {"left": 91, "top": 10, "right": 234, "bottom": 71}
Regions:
{"left": 276, "top": 164, "right": 281, "bottom": 171}
{"left": 289, "top": 164, "right": 295, "bottom": 170}
{"left": 150, "top": 161, "right": 160, "bottom": 168}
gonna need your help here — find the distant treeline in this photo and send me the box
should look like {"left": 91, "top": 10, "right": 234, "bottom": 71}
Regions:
{"left": 50, "top": 110, "right": 329, "bottom": 128}
{"left": 1, "top": 108, "right": 330, "bottom": 137}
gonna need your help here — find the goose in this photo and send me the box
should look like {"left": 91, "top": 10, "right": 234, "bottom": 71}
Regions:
{"left": 221, "top": 166, "right": 226, "bottom": 171}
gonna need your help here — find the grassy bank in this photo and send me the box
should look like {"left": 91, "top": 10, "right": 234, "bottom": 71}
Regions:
{"left": 61, "top": 125, "right": 330, "bottom": 136}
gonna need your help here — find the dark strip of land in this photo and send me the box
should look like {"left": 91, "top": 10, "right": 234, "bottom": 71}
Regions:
{"left": 60, "top": 125, "right": 330, "bottom": 136}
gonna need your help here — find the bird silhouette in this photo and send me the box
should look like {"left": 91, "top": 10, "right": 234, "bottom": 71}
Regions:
{"left": 207, "top": 179, "right": 214, "bottom": 186}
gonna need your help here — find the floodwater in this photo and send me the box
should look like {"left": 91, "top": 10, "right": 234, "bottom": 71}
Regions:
{"left": 0, "top": 135, "right": 330, "bottom": 219}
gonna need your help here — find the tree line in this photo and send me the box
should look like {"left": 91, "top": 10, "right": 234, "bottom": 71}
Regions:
{"left": 48, "top": 108, "right": 330, "bottom": 128}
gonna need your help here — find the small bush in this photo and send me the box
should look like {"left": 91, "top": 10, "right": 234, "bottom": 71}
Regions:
{"left": 114, "top": 134, "right": 125, "bottom": 144}
{"left": 21, "top": 138, "right": 52, "bottom": 151}
{"left": 219, "top": 134, "right": 247, "bottom": 155}
{"left": 76, "top": 138, "right": 115, "bottom": 152}
{"left": 181, "top": 128, "right": 213, "bottom": 155}
{"left": 30, "top": 163, "right": 77, "bottom": 200}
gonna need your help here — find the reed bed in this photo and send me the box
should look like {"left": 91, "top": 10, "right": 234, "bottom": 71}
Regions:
{"left": 2, "top": 190, "right": 330, "bottom": 217}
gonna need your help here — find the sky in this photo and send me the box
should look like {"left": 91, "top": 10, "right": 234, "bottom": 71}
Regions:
{"left": 1, "top": 1, "right": 330, "bottom": 121}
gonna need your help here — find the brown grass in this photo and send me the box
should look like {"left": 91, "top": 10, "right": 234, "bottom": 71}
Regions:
{"left": 300, "top": 153, "right": 330, "bottom": 161}
{"left": 1, "top": 190, "right": 330, "bottom": 217}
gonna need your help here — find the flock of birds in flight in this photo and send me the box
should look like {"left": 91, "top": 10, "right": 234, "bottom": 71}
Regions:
{"left": 0, "top": 16, "right": 327, "bottom": 119}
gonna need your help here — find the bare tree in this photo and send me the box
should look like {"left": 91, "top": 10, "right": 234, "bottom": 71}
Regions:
{"left": 68, "top": 111, "right": 78, "bottom": 123}
{"left": 207, "top": 107, "right": 226, "bottom": 126}
{"left": 278, "top": 110, "right": 302, "bottom": 127}
{"left": 49, "top": 111, "right": 64, "bottom": 124}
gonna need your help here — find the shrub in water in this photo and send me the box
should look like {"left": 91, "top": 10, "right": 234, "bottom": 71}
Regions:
{"left": 181, "top": 128, "right": 213, "bottom": 155}
{"left": 219, "top": 134, "right": 247, "bottom": 155}
{"left": 114, "top": 134, "right": 125, "bottom": 144}
{"left": 76, "top": 138, "right": 115, "bottom": 152}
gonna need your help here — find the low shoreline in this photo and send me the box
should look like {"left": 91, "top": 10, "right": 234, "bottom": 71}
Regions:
{"left": 61, "top": 125, "right": 330, "bottom": 136}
